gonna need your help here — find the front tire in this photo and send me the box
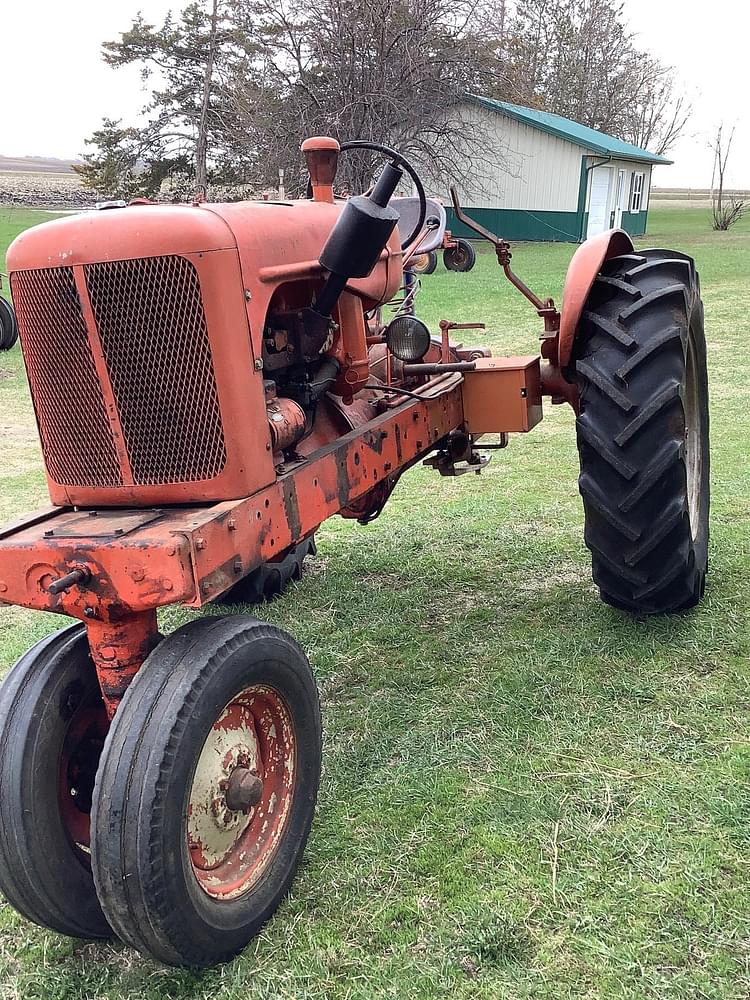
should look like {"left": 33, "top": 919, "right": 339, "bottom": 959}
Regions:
{"left": 0, "top": 624, "right": 111, "bottom": 938}
{"left": 91, "top": 616, "right": 322, "bottom": 967}
{"left": 573, "top": 249, "right": 709, "bottom": 614}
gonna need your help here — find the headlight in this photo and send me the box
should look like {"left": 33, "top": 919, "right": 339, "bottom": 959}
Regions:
{"left": 385, "top": 316, "right": 431, "bottom": 362}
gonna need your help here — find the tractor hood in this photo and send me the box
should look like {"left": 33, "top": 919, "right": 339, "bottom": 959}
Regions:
{"left": 7, "top": 204, "right": 238, "bottom": 271}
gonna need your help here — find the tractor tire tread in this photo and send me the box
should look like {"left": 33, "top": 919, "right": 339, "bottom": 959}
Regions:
{"left": 0, "top": 624, "right": 110, "bottom": 938}
{"left": 573, "top": 248, "right": 709, "bottom": 614}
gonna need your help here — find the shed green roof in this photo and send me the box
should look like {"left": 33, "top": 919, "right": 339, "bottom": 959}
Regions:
{"left": 470, "top": 96, "right": 672, "bottom": 165}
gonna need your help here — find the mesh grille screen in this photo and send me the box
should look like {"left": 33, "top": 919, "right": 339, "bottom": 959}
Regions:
{"left": 10, "top": 268, "right": 122, "bottom": 487}
{"left": 85, "top": 255, "right": 226, "bottom": 485}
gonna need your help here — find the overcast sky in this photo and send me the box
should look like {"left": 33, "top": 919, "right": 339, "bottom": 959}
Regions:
{"left": 1, "top": 0, "right": 747, "bottom": 188}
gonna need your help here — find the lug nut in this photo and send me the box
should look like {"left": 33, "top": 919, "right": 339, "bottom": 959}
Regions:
{"left": 224, "top": 768, "right": 263, "bottom": 811}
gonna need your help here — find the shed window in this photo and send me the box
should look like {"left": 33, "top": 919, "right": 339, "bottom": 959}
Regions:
{"left": 630, "top": 172, "right": 645, "bottom": 213}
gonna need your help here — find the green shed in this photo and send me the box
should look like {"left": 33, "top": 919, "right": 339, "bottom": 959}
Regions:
{"left": 445, "top": 97, "right": 672, "bottom": 243}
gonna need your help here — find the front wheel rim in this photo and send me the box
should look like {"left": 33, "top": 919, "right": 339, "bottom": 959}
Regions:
{"left": 59, "top": 693, "right": 108, "bottom": 862}
{"left": 187, "top": 684, "right": 296, "bottom": 900}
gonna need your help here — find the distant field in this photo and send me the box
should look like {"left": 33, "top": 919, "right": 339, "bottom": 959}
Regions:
{"left": 651, "top": 188, "right": 750, "bottom": 211}
{"left": 0, "top": 170, "right": 90, "bottom": 210}
{"left": 652, "top": 188, "right": 750, "bottom": 199}
{"left": 0, "top": 154, "right": 91, "bottom": 208}
{"left": 0, "top": 155, "right": 79, "bottom": 174}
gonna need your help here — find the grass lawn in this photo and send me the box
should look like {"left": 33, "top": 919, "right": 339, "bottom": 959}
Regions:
{"left": 0, "top": 202, "right": 748, "bottom": 999}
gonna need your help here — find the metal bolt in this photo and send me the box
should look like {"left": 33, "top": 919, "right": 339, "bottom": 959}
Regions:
{"left": 244, "top": 289, "right": 252, "bottom": 301}
{"left": 228, "top": 519, "right": 237, "bottom": 531}
{"left": 163, "top": 579, "right": 174, "bottom": 592}
{"left": 84, "top": 607, "right": 95, "bottom": 619}
{"left": 233, "top": 559, "right": 242, "bottom": 574}
{"left": 225, "top": 768, "right": 263, "bottom": 811}
{"left": 0, "top": 582, "right": 6, "bottom": 594}
{"left": 254, "top": 358, "right": 264, "bottom": 371}
{"left": 196, "top": 537, "right": 207, "bottom": 550}
{"left": 202, "top": 581, "right": 211, "bottom": 594}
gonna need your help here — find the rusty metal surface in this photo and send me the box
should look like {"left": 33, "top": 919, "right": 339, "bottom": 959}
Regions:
{"left": 461, "top": 357, "right": 543, "bottom": 435}
{"left": 85, "top": 255, "right": 227, "bottom": 486}
{"left": 0, "top": 507, "right": 196, "bottom": 619}
{"left": 10, "top": 244, "right": 276, "bottom": 508}
{"left": 188, "top": 683, "right": 295, "bottom": 899}
{"left": 184, "top": 381, "right": 465, "bottom": 603}
{"left": 86, "top": 611, "right": 159, "bottom": 718}
{"left": 267, "top": 396, "right": 307, "bottom": 454}
{"left": 540, "top": 362, "right": 580, "bottom": 412}
{"left": 301, "top": 136, "right": 340, "bottom": 204}
{"left": 0, "top": 383, "right": 464, "bottom": 623}
{"left": 558, "top": 228, "right": 635, "bottom": 369}
{"left": 11, "top": 266, "right": 124, "bottom": 489}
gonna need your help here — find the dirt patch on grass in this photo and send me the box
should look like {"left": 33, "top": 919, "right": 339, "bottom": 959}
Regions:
{"left": 516, "top": 564, "right": 589, "bottom": 594}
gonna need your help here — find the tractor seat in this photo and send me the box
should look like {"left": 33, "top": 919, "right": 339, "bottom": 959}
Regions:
{"left": 392, "top": 197, "right": 446, "bottom": 253}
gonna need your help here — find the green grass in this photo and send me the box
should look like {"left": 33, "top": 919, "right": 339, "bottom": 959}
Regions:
{"left": 0, "top": 203, "right": 749, "bottom": 999}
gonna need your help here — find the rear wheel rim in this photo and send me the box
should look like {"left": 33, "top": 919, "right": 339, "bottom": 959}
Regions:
{"left": 187, "top": 684, "right": 296, "bottom": 900}
{"left": 685, "top": 336, "right": 703, "bottom": 540}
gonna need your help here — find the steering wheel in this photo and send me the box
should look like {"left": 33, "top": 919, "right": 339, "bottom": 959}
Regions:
{"left": 309, "top": 140, "right": 428, "bottom": 252}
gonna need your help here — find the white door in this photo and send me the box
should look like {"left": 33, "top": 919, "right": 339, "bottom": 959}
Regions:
{"left": 614, "top": 169, "right": 627, "bottom": 227}
{"left": 587, "top": 167, "right": 612, "bottom": 238}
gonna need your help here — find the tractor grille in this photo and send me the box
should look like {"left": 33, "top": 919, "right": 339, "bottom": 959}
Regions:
{"left": 11, "top": 267, "right": 123, "bottom": 487}
{"left": 11, "top": 256, "right": 226, "bottom": 489}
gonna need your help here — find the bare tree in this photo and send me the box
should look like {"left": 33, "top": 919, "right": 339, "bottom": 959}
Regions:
{"left": 710, "top": 124, "right": 745, "bottom": 231}
{"left": 619, "top": 58, "right": 691, "bottom": 157}
{"left": 497, "top": 0, "right": 690, "bottom": 156}
{"left": 223, "top": 0, "right": 509, "bottom": 195}
{"left": 79, "top": 0, "right": 510, "bottom": 199}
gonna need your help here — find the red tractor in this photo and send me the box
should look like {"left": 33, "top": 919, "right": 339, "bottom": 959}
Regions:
{"left": 0, "top": 137, "right": 709, "bottom": 967}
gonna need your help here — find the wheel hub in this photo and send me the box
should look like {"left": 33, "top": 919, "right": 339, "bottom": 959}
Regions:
{"left": 225, "top": 767, "right": 264, "bottom": 811}
{"left": 59, "top": 693, "right": 109, "bottom": 857}
{"left": 187, "top": 685, "right": 296, "bottom": 899}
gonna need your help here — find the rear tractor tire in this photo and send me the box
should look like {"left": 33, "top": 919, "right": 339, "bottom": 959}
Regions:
{"left": 573, "top": 249, "right": 709, "bottom": 614}
{"left": 216, "top": 535, "right": 316, "bottom": 605}
{"left": 443, "top": 238, "right": 476, "bottom": 272}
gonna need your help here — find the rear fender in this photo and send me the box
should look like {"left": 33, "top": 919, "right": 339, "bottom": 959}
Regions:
{"left": 558, "top": 229, "right": 634, "bottom": 369}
